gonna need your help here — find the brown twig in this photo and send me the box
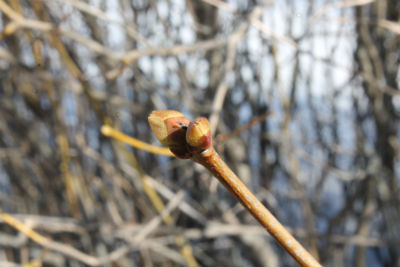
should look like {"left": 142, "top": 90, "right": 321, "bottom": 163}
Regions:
{"left": 192, "top": 148, "right": 322, "bottom": 267}
{"left": 148, "top": 110, "right": 322, "bottom": 267}
{"left": 216, "top": 112, "right": 273, "bottom": 143}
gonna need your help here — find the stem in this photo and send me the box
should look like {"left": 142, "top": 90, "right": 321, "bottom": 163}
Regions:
{"left": 148, "top": 110, "right": 321, "bottom": 266}
{"left": 101, "top": 125, "right": 173, "bottom": 157}
{"left": 193, "top": 148, "right": 322, "bottom": 267}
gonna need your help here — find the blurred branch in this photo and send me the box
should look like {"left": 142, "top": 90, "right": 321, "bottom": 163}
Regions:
{"left": 121, "top": 38, "right": 227, "bottom": 63}
{"left": 0, "top": 0, "right": 226, "bottom": 65}
{"left": 0, "top": 46, "right": 14, "bottom": 62}
{"left": 201, "top": 0, "right": 236, "bottom": 12}
{"left": 311, "top": 0, "right": 376, "bottom": 21}
{"left": 252, "top": 19, "right": 298, "bottom": 48}
{"left": 46, "top": 0, "right": 151, "bottom": 45}
{"left": 182, "top": 223, "right": 400, "bottom": 247}
{"left": 0, "top": 192, "right": 185, "bottom": 266}
{"left": 103, "top": 128, "right": 199, "bottom": 265}
{"left": 378, "top": 19, "right": 400, "bottom": 35}
{"left": 101, "top": 125, "right": 173, "bottom": 157}
{"left": 0, "top": 0, "right": 53, "bottom": 31}
{"left": 216, "top": 112, "right": 273, "bottom": 144}
{"left": 208, "top": 3, "right": 266, "bottom": 133}
{"left": 144, "top": 176, "right": 208, "bottom": 225}
{"left": 1, "top": 0, "right": 399, "bottom": 265}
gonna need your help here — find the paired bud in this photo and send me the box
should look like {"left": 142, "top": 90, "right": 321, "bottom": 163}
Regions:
{"left": 148, "top": 110, "right": 212, "bottom": 158}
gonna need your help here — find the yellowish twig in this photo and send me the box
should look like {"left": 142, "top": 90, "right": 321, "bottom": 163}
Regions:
{"left": 101, "top": 125, "right": 198, "bottom": 265}
{"left": 0, "top": 0, "right": 53, "bottom": 31}
{"left": 57, "top": 134, "right": 81, "bottom": 218}
{"left": 0, "top": 208, "right": 50, "bottom": 246}
{"left": 101, "top": 125, "right": 173, "bottom": 157}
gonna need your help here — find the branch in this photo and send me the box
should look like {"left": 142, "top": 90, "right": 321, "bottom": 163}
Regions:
{"left": 148, "top": 110, "right": 322, "bottom": 267}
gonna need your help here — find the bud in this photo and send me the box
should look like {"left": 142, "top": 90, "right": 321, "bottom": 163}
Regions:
{"left": 186, "top": 117, "right": 212, "bottom": 152}
{"left": 148, "top": 110, "right": 191, "bottom": 147}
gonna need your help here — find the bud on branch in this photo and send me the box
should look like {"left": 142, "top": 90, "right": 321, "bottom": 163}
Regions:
{"left": 148, "top": 110, "right": 322, "bottom": 267}
{"left": 186, "top": 117, "right": 212, "bottom": 153}
{"left": 148, "top": 110, "right": 213, "bottom": 158}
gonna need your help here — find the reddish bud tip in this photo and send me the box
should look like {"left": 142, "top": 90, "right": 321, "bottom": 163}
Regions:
{"left": 186, "top": 117, "right": 212, "bottom": 152}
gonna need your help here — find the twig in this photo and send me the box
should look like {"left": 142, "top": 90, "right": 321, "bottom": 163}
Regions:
{"left": 129, "top": 191, "right": 185, "bottom": 244}
{"left": 192, "top": 149, "right": 321, "bottom": 267}
{"left": 144, "top": 176, "right": 208, "bottom": 225}
{"left": 0, "top": 46, "right": 15, "bottom": 62}
{"left": 0, "top": 0, "right": 53, "bottom": 31}
{"left": 121, "top": 38, "right": 226, "bottom": 64}
{"left": 45, "top": 0, "right": 151, "bottom": 45}
{"left": 101, "top": 125, "right": 173, "bottom": 157}
{"left": 251, "top": 19, "right": 299, "bottom": 48}
{"left": 311, "top": 0, "right": 375, "bottom": 21}
{"left": 100, "top": 125, "right": 199, "bottom": 266}
{"left": 216, "top": 112, "right": 273, "bottom": 143}
{"left": 0, "top": 0, "right": 226, "bottom": 65}
{"left": 378, "top": 20, "right": 400, "bottom": 35}
{"left": 0, "top": 191, "right": 185, "bottom": 266}
{"left": 208, "top": 4, "right": 265, "bottom": 133}
{"left": 180, "top": 223, "right": 400, "bottom": 247}
{"left": 201, "top": 0, "right": 236, "bottom": 12}
{"left": 148, "top": 110, "right": 322, "bottom": 267}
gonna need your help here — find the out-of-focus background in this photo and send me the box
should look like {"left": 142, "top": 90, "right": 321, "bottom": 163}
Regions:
{"left": 0, "top": 0, "right": 399, "bottom": 266}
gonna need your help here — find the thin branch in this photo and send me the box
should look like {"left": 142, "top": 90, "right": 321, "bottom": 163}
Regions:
{"left": 201, "top": 0, "right": 236, "bottom": 12}
{"left": 311, "top": 0, "right": 376, "bottom": 21}
{"left": 101, "top": 125, "right": 173, "bottom": 157}
{"left": 0, "top": 0, "right": 53, "bottom": 31}
{"left": 0, "top": 192, "right": 185, "bottom": 266}
{"left": 208, "top": 4, "right": 266, "bottom": 133}
{"left": 193, "top": 149, "right": 321, "bottom": 267}
{"left": 46, "top": 0, "right": 151, "bottom": 45}
{"left": 148, "top": 111, "right": 322, "bottom": 267}
{"left": 378, "top": 19, "right": 400, "bottom": 35}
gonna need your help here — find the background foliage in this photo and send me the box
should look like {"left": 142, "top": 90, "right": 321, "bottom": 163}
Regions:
{"left": 0, "top": 0, "right": 399, "bottom": 266}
